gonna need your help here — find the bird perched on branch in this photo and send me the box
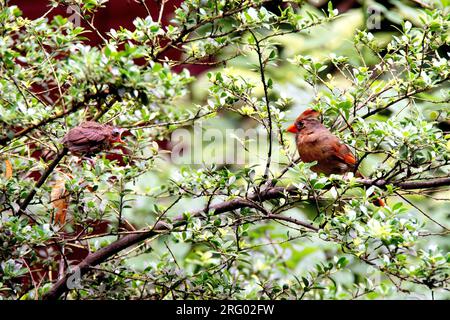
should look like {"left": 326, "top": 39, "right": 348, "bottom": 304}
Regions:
{"left": 287, "top": 109, "right": 385, "bottom": 206}
{"left": 62, "top": 121, "right": 125, "bottom": 156}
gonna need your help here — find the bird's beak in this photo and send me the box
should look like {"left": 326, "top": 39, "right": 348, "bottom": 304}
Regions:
{"left": 117, "top": 129, "right": 127, "bottom": 143}
{"left": 112, "top": 129, "right": 127, "bottom": 144}
{"left": 286, "top": 124, "right": 298, "bottom": 133}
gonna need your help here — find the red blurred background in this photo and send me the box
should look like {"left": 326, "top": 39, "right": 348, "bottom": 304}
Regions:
{"left": 9, "top": 0, "right": 360, "bottom": 74}
{"left": 10, "top": 0, "right": 181, "bottom": 43}
{"left": 9, "top": 0, "right": 212, "bottom": 74}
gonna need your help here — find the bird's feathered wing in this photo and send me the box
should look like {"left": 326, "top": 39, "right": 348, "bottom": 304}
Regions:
{"left": 62, "top": 122, "right": 112, "bottom": 154}
{"left": 296, "top": 122, "right": 357, "bottom": 175}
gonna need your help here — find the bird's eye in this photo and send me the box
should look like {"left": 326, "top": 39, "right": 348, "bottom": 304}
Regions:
{"left": 296, "top": 121, "right": 304, "bottom": 130}
{"left": 112, "top": 129, "right": 120, "bottom": 137}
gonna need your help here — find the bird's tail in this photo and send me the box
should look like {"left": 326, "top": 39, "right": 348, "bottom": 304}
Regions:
{"left": 355, "top": 171, "right": 385, "bottom": 207}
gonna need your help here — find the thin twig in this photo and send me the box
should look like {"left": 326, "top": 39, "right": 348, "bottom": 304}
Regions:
{"left": 249, "top": 30, "right": 273, "bottom": 184}
{"left": 394, "top": 191, "right": 448, "bottom": 231}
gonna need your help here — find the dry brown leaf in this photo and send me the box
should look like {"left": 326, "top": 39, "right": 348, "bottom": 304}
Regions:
{"left": 51, "top": 178, "right": 70, "bottom": 226}
{"left": 4, "top": 159, "right": 13, "bottom": 179}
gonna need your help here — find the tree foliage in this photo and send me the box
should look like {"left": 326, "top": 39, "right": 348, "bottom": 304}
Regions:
{"left": 0, "top": 0, "right": 449, "bottom": 300}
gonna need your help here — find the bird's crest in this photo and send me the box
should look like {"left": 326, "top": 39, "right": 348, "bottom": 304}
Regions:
{"left": 286, "top": 109, "right": 321, "bottom": 133}
{"left": 297, "top": 109, "right": 320, "bottom": 121}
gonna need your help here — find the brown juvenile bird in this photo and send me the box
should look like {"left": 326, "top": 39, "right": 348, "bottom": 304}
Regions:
{"left": 62, "top": 121, "right": 125, "bottom": 155}
{"left": 287, "top": 109, "right": 384, "bottom": 206}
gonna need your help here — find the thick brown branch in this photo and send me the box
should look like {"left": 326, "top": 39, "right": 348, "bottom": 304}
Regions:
{"left": 359, "top": 177, "right": 450, "bottom": 190}
{"left": 42, "top": 176, "right": 450, "bottom": 300}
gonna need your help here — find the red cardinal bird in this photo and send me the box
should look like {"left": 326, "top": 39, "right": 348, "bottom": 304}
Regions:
{"left": 62, "top": 121, "right": 125, "bottom": 155}
{"left": 287, "top": 109, "right": 384, "bottom": 206}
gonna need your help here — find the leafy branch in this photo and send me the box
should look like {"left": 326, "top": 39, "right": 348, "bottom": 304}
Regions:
{"left": 43, "top": 174, "right": 450, "bottom": 299}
